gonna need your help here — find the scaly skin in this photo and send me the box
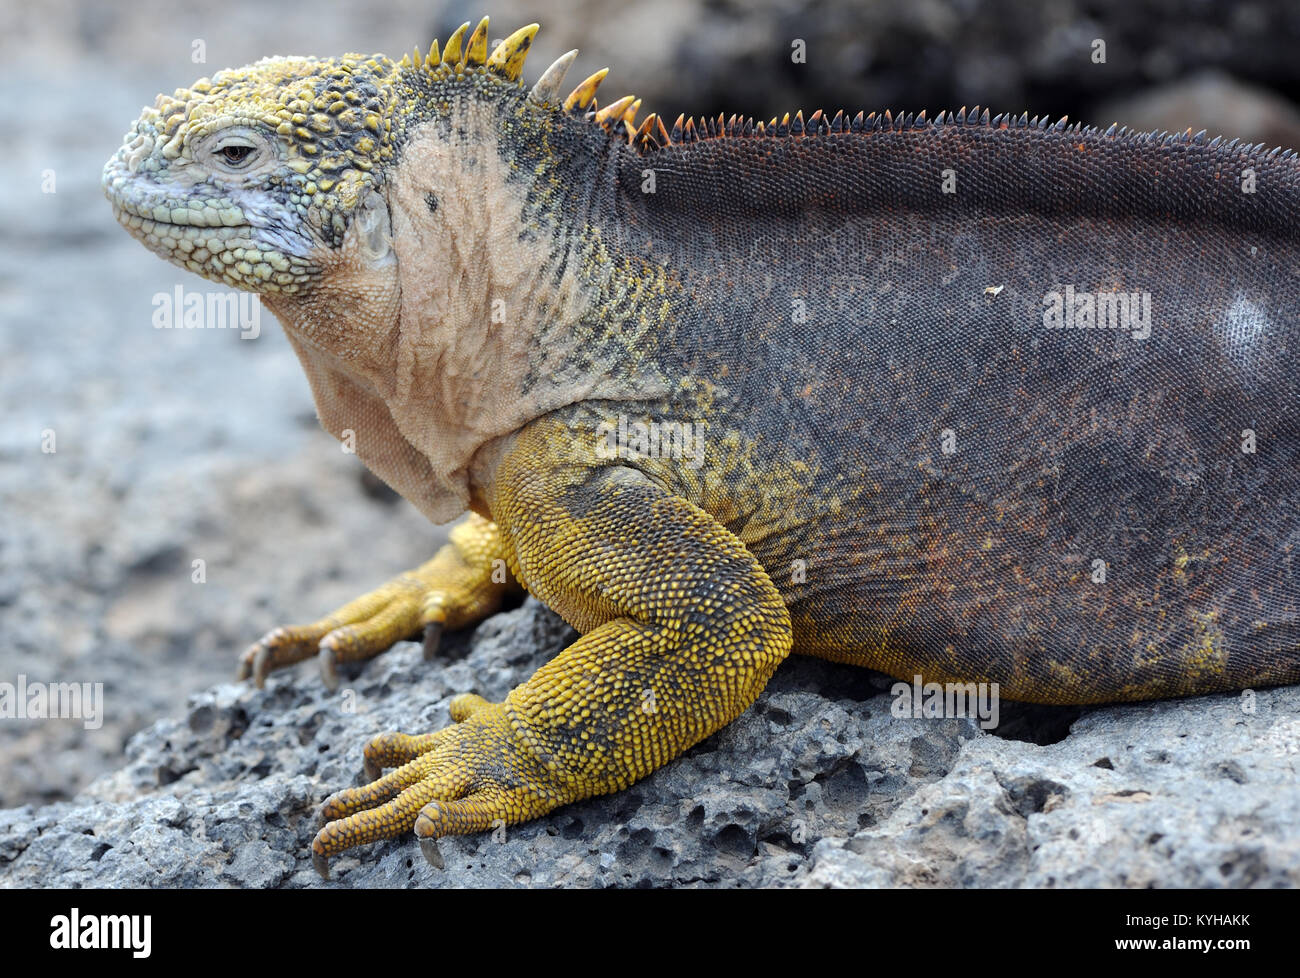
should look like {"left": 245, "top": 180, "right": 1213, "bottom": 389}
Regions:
{"left": 104, "top": 16, "right": 1300, "bottom": 875}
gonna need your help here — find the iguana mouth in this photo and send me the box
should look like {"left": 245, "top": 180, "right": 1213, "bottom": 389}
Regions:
{"left": 108, "top": 197, "right": 250, "bottom": 229}
{"left": 102, "top": 155, "right": 251, "bottom": 229}
{"left": 103, "top": 153, "right": 318, "bottom": 291}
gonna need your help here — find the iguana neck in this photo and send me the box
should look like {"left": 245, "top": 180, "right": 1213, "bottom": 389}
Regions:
{"left": 263, "top": 83, "right": 677, "bottom": 524}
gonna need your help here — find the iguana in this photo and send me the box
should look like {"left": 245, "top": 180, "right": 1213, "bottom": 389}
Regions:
{"left": 103, "top": 16, "right": 1300, "bottom": 878}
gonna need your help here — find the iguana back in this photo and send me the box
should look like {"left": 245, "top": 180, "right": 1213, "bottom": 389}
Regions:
{"left": 577, "top": 111, "right": 1300, "bottom": 702}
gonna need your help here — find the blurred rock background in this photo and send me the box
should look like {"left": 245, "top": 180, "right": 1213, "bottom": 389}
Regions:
{"left": 3, "top": 0, "right": 1300, "bottom": 809}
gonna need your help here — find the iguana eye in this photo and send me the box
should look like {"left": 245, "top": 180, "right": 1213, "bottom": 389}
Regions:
{"left": 218, "top": 144, "right": 255, "bottom": 167}
{"left": 197, "top": 128, "right": 270, "bottom": 174}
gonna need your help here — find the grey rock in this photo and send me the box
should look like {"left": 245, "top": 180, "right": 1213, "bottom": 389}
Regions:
{"left": 2, "top": 597, "right": 1296, "bottom": 888}
{"left": 808, "top": 687, "right": 1300, "bottom": 888}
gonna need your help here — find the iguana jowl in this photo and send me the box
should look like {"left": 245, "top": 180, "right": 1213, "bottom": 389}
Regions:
{"left": 103, "top": 17, "right": 1300, "bottom": 876}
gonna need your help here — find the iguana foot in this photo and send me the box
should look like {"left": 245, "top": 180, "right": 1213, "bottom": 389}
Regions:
{"left": 238, "top": 514, "right": 515, "bottom": 689}
{"left": 310, "top": 693, "right": 564, "bottom": 879}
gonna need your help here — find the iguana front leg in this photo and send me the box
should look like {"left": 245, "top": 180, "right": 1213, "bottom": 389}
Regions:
{"left": 309, "top": 461, "right": 793, "bottom": 876}
{"left": 238, "top": 513, "right": 518, "bottom": 688}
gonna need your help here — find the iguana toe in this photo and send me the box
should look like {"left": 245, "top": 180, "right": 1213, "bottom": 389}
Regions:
{"left": 361, "top": 730, "right": 442, "bottom": 780}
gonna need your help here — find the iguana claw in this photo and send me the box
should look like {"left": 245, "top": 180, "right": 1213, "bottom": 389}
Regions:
{"left": 318, "top": 644, "right": 341, "bottom": 691}
{"left": 421, "top": 621, "right": 443, "bottom": 661}
{"left": 419, "top": 836, "right": 445, "bottom": 870}
{"left": 253, "top": 645, "right": 272, "bottom": 688}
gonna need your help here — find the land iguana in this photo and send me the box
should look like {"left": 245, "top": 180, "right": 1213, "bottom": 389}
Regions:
{"left": 103, "top": 17, "right": 1300, "bottom": 877}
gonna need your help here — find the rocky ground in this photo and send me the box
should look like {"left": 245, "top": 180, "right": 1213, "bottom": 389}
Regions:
{"left": 2, "top": 0, "right": 1299, "bottom": 887}
{"left": 1, "top": 598, "right": 1297, "bottom": 888}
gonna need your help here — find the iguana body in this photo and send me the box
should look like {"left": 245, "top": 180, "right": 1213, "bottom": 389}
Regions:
{"left": 103, "top": 17, "right": 1300, "bottom": 875}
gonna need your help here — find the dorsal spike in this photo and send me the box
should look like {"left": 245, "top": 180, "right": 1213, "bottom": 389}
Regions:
{"left": 441, "top": 23, "right": 470, "bottom": 65}
{"left": 464, "top": 17, "right": 490, "bottom": 66}
{"left": 654, "top": 113, "right": 671, "bottom": 146}
{"left": 755, "top": 120, "right": 766, "bottom": 137}
{"left": 634, "top": 112, "right": 658, "bottom": 141}
{"left": 671, "top": 114, "right": 685, "bottom": 141}
{"left": 530, "top": 49, "right": 578, "bottom": 104}
{"left": 595, "top": 94, "right": 637, "bottom": 129}
{"left": 621, "top": 98, "right": 643, "bottom": 140}
{"left": 563, "top": 68, "right": 608, "bottom": 111}
{"left": 486, "top": 23, "right": 539, "bottom": 81}
{"left": 830, "top": 110, "right": 844, "bottom": 132}
{"left": 425, "top": 39, "right": 440, "bottom": 68}
{"left": 683, "top": 118, "right": 698, "bottom": 142}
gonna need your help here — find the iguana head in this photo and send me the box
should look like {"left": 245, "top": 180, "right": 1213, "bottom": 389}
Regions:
{"left": 103, "top": 17, "right": 669, "bottom": 522}
{"left": 102, "top": 50, "right": 400, "bottom": 294}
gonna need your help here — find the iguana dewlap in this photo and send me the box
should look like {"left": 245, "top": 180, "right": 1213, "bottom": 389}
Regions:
{"left": 103, "top": 17, "right": 1300, "bottom": 877}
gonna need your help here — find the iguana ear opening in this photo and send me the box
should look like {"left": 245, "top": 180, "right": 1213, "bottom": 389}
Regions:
{"left": 353, "top": 188, "right": 394, "bottom": 264}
